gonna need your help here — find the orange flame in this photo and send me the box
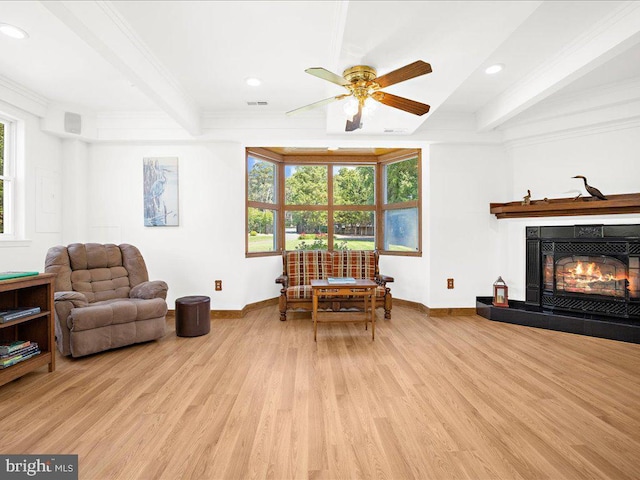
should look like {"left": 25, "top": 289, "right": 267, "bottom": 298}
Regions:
{"left": 564, "top": 261, "right": 627, "bottom": 287}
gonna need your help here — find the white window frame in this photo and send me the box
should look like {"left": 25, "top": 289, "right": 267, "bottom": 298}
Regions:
{"left": 0, "top": 112, "right": 25, "bottom": 242}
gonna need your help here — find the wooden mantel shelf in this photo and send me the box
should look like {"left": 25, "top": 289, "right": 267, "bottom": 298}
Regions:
{"left": 490, "top": 193, "right": 640, "bottom": 219}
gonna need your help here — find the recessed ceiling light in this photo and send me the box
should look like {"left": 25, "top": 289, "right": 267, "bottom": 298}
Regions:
{"left": 485, "top": 64, "right": 504, "bottom": 75}
{"left": 0, "top": 23, "right": 29, "bottom": 40}
{"left": 245, "top": 77, "right": 262, "bottom": 87}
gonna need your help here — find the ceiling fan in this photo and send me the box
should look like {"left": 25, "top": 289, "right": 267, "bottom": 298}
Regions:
{"left": 286, "top": 60, "right": 432, "bottom": 131}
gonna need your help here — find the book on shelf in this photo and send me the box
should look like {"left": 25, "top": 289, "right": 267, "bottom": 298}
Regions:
{"left": 327, "top": 277, "right": 357, "bottom": 284}
{"left": 0, "top": 306, "right": 41, "bottom": 323}
{"left": 0, "top": 271, "right": 40, "bottom": 281}
{"left": 0, "top": 343, "right": 39, "bottom": 359}
{"left": 0, "top": 340, "right": 31, "bottom": 355}
{"left": 0, "top": 349, "right": 41, "bottom": 369}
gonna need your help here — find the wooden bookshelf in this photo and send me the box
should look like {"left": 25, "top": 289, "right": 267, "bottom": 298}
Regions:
{"left": 0, "top": 273, "right": 55, "bottom": 387}
{"left": 490, "top": 193, "right": 640, "bottom": 219}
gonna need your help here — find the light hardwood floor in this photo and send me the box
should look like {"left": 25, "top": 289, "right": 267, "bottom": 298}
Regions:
{"left": 1, "top": 306, "right": 639, "bottom": 479}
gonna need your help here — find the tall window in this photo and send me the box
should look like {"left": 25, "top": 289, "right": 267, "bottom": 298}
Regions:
{"left": 246, "top": 153, "right": 278, "bottom": 254}
{"left": 333, "top": 165, "right": 375, "bottom": 251}
{"left": 246, "top": 148, "right": 420, "bottom": 256}
{"left": 285, "top": 164, "right": 328, "bottom": 250}
{"left": 382, "top": 156, "right": 420, "bottom": 252}
{"left": 0, "top": 118, "right": 12, "bottom": 236}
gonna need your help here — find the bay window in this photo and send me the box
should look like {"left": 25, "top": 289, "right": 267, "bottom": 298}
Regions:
{"left": 246, "top": 148, "right": 421, "bottom": 256}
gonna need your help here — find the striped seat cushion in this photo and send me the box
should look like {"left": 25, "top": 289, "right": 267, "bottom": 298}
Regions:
{"left": 332, "top": 250, "right": 377, "bottom": 280}
{"left": 285, "top": 250, "right": 333, "bottom": 287}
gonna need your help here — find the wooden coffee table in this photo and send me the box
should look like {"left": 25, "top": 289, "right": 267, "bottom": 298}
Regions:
{"left": 310, "top": 278, "right": 377, "bottom": 341}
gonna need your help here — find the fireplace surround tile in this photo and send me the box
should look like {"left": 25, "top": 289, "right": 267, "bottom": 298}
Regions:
{"left": 476, "top": 297, "right": 640, "bottom": 344}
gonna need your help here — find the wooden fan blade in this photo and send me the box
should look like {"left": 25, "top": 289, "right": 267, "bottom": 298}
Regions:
{"left": 286, "top": 94, "right": 350, "bottom": 116}
{"left": 374, "top": 60, "right": 432, "bottom": 88}
{"left": 305, "top": 67, "right": 350, "bottom": 86}
{"left": 345, "top": 103, "right": 363, "bottom": 132}
{"left": 371, "top": 91, "right": 430, "bottom": 116}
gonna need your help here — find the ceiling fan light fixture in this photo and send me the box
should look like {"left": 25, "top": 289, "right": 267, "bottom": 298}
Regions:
{"left": 245, "top": 77, "right": 262, "bottom": 87}
{"left": 0, "top": 23, "right": 29, "bottom": 39}
{"left": 363, "top": 97, "right": 378, "bottom": 117}
{"left": 485, "top": 64, "right": 504, "bottom": 75}
{"left": 343, "top": 97, "right": 359, "bottom": 117}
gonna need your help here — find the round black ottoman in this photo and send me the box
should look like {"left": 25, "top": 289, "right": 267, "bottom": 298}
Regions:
{"left": 175, "top": 295, "right": 211, "bottom": 337}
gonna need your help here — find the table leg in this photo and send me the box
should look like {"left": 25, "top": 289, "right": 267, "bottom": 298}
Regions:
{"left": 313, "top": 290, "right": 318, "bottom": 342}
{"left": 371, "top": 289, "right": 376, "bottom": 341}
{"left": 364, "top": 293, "right": 368, "bottom": 330}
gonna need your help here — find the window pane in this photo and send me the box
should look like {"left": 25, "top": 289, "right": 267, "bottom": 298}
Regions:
{"left": 0, "top": 122, "right": 4, "bottom": 234}
{"left": 0, "top": 122, "right": 4, "bottom": 175}
{"left": 247, "top": 157, "right": 276, "bottom": 204}
{"left": 384, "top": 208, "right": 419, "bottom": 251}
{"left": 285, "top": 211, "right": 328, "bottom": 250}
{"left": 247, "top": 207, "right": 277, "bottom": 252}
{"left": 334, "top": 211, "right": 375, "bottom": 250}
{"left": 285, "top": 165, "right": 327, "bottom": 205}
{"left": 333, "top": 165, "right": 374, "bottom": 205}
{"left": 385, "top": 157, "right": 418, "bottom": 204}
{"left": 0, "top": 179, "right": 4, "bottom": 234}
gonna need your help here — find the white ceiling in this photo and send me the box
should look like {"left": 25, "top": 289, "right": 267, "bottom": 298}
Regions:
{"left": 0, "top": 0, "right": 639, "bottom": 137}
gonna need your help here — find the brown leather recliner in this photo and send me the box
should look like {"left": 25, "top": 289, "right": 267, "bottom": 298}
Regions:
{"left": 45, "top": 243, "right": 168, "bottom": 358}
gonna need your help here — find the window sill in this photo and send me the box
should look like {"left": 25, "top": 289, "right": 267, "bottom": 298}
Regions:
{"left": 0, "top": 239, "right": 32, "bottom": 247}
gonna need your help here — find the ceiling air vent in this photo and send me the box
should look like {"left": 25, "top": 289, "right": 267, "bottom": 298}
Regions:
{"left": 247, "top": 101, "right": 269, "bottom": 106}
{"left": 384, "top": 128, "right": 408, "bottom": 134}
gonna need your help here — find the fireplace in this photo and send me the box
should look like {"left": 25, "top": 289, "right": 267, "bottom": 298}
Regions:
{"left": 526, "top": 224, "right": 640, "bottom": 320}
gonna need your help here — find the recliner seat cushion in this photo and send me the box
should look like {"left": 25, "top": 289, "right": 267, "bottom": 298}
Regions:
{"left": 68, "top": 298, "right": 167, "bottom": 332}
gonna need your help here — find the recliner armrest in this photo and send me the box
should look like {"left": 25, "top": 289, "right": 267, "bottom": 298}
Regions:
{"left": 130, "top": 280, "right": 168, "bottom": 300}
{"left": 378, "top": 274, "right": 394, "bottom": 284}
{"left": 53, "top": 291, "right": 89, "bottom": 357}
{"left": 275, "top": 274, "right": 288, "bottom": 287}
{"left": 54, "top": 291, "right": 89, "bottom": 308}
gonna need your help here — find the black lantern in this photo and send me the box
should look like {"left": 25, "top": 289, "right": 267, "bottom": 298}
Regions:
{"left": 493, "top": 276, "right": 509, "bottom": 308}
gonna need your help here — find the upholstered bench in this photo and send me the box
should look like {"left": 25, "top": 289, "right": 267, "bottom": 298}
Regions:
{"left": 275, "top": 250, "right": 393, "bottom": 321}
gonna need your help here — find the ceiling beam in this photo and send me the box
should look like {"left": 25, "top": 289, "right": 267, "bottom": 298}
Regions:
{"left": 42, "top": 0, "right": 202, "bottom": 136}
{"left": 477, "top": 2, "right": 640, "bottom": 132}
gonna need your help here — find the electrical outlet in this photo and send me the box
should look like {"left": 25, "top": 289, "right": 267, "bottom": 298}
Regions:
{"left": 447, "top": 278, "right": 454, "bottom": 289}
{"left": 215, "top": 280, "right": 222, "bottom": 291}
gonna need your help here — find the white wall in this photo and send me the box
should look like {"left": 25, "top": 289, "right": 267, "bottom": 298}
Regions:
{"left": 85, "top": 141, "right": 435, "bottom": 310}
{"left": 0, "top": 100, "right": 63, "bottom": 271}
{"left": 4, "top": 95, "right": 639, "bottom": 312}
{"left": 86, "top": 142, "right": 272, "bottom": 310}
{"left": 427, "top": 144, "right": 510, "bottom": 308}
{"left": 80, "top": 125, "right": 640, "bottom": 310}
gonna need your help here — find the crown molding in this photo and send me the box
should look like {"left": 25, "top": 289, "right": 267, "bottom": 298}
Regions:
{"left": 504, "top": 114, "right": 640, "bottom": 150}
{"left": 502, "top": 77, "right": 640, "bottom": 129}
{"left": 0, "top": 74, "right": 49, "bottom": 118}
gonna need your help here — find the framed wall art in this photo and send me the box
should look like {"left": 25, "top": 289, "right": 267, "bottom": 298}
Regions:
{"left": 143, "top": 157, "right": 179, "bottom": 226}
